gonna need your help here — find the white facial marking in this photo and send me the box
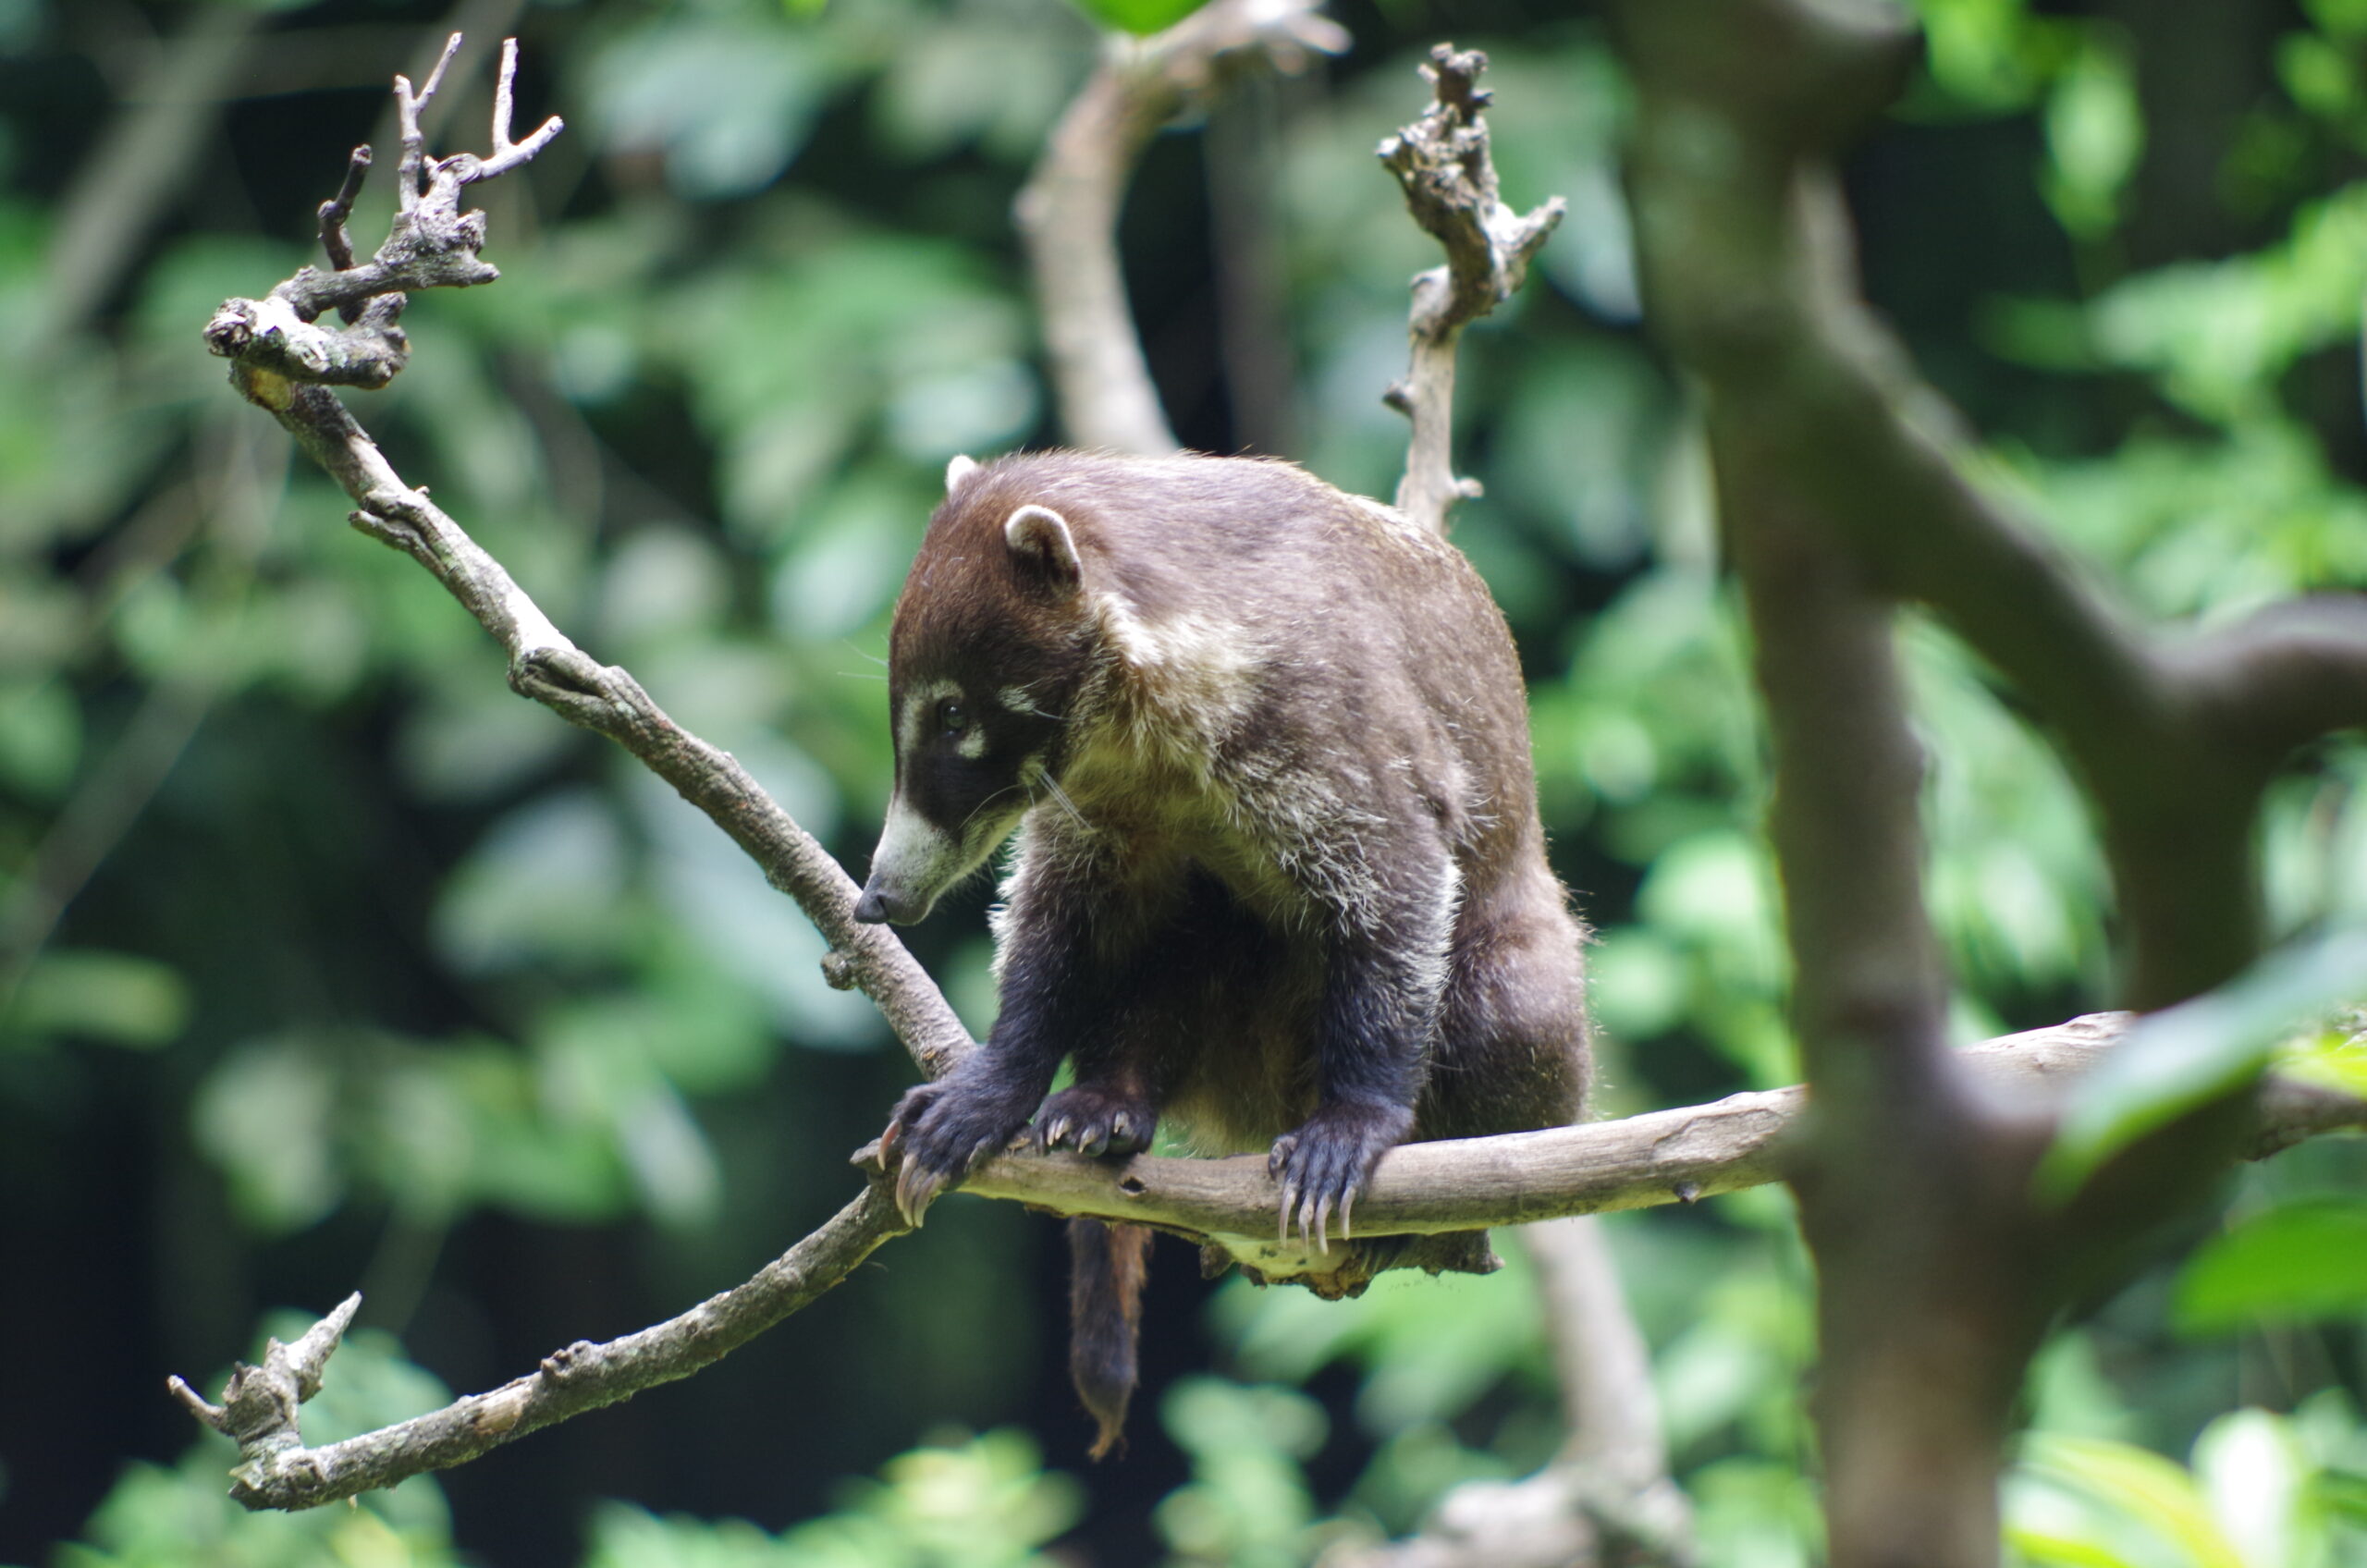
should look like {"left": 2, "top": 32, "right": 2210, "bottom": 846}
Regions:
{"left": 869, "top": 792, "right": 964, "bottom": 918}
{"left": 957, "top": 725, "right": 987, "bottom": 760}
{"left": 998, "top": 686, "right": 1042, "bottom": 717}
{"left": 898, "top": 677, "right": 962, "bottom": 761}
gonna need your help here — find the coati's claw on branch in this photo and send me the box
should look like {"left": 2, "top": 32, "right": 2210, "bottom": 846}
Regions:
{"left": 1033, "top": 1084, "right": 1155, "bottom": 1159}
{"left": 879, "top": 1075, "right": 1040, "bottom": 1224}
{"left": 1269, "top": 1101, "right": 1410, "bottom": 1251}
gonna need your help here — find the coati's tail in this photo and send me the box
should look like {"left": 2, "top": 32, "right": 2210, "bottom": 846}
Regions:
{"left": 1068, "top": 1217, "right": 1151, "bottom": 1459}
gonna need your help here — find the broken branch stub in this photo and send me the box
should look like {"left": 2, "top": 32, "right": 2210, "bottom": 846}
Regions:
{"left": 1380, "top": 44, "right": 1566, "bottom": 533}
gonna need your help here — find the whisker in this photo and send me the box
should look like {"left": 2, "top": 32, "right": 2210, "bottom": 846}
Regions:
{"left": 1026, "top": 761, "right": 1093, "bottom": 833}
{"left": 961, "top": 780, "right": 1029, "bottom": 831}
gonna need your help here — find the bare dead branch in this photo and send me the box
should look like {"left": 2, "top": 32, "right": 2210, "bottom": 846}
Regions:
{"left": 182, "top": 1015, "right": 2366, "bottom": 1513}
{"left": 393, "top": 31, "right": 465, "bottom": 213}
{"left": 173, "top": 1188, "right": 907, "bottom": 1512}
{"left": 933, "top": 1015, "right": 2363, "bottom": 1274}
{"left": 317, "top": 145, "right": 373, "bottom": 277}
{"left": 1378, "top": 45, "right": 1564, "bottom": 534}
{"left": 1016, "top": 0, "right": 1345, "bottom": 456}
{"left": 200, "top": 36, "right": 970, "bottom": 1080}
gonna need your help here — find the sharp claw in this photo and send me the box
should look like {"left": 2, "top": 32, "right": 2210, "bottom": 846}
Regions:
{"left": 1313, "top": 1193, "right": 1334, "bottom": 1255}
{"left": 898, "top": 1160, "right": 950, "bottom": 1227}
{"left": 1278, "top": 1182, "right": 1297, "bottom": 1244}
{"left": 1340, "top": 1188, "right": 1355, "bottom": 1241}
{"left": 1082, "top": 1128, "right": 1110, "bottom": 1158}
{"left": 895, "top": 1164, "right": 921, "bottom": 1226}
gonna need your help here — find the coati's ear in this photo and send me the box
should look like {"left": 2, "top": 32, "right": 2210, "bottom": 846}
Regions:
{"left": 1004, "top": 504, "right": 1082, "bottom": 592}
{"left": 946, "top": 455, "right": 980, "bottom": 495}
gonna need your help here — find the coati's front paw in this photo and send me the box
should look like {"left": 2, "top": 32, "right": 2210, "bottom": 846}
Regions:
{"left": 880, "top": 1077, "right": 1037, "bottom": 1225}
{"left": 1034, "top": 1084, "right": 1156, "bottom": 1158}
{"left": 1268, "top": 1100, "right": 1416, "bottom": 1254}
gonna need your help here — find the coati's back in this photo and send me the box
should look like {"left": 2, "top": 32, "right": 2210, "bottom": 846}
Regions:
{"left": 906, "top": 452, "right": 1548, "bottom": 853}
{"left": 864, "top": 449, "right": 1589, "bottom": 1454}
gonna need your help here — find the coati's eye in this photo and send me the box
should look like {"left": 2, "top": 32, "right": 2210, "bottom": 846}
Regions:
{"left": 936, "top": 697, "right": 969, "bottom": 736}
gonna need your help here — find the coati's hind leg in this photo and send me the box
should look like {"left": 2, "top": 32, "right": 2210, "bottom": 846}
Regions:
{"left": 1346, "top": 891, "right": 1588, "bottom": 1284}
{"left": 1421, "top": 891, "right": 1592, "bottom": 1140}
{"left": 1269, "top": 839, "right": 1461, "bottom": 1252}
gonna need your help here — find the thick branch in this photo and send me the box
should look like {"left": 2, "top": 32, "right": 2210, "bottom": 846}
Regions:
{"left": 939, "top": 1015, "right": 2361, "bottom": 1268}
{"left": 1610, "top": 6, "right": 2342, "bottom": 1564}
{"left": 1015, "top": 0, "right": 1344, "bottom": 456}
{"left": 183, "top": 1016, "right": 2367, "bottom": 1512}
{"left": 176, "top": 1187, "right": 906, "bottom": 1511}
{"left": 1378, "top": 45, "right": 1564, "bottom": 534}
{"left": 2181, "top": 595, "right": 2367, "bottom": 759}
{"left": 1615, "top": 0, "right": 2307, "bottom": 1007}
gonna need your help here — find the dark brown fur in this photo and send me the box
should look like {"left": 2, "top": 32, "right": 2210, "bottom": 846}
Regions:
{"left": 856, "top": 451, "right": 1591, "bottom": 1455}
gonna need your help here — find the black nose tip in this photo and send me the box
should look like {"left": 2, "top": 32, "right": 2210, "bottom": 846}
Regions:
{"left": 853, "top": 888, "right": 890, "bottom": 925}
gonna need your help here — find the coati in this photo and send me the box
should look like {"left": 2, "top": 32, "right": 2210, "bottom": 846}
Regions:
{"left": 853, "top": 449, "right": 1590, "bottom": 1457}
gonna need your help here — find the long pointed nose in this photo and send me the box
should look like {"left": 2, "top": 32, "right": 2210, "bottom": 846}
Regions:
{"left": 853, "top": 877, "right": 926, "bottom": 925}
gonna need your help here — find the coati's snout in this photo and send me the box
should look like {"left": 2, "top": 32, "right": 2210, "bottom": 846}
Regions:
{"left": 856, "top": 680, "right": 1066, "bottom": 925}
{"left": 859, "top": 489, "right": 1091, "bottom": 925}
{"left": 854, "top": 789, "right": 979, "bottom": 925}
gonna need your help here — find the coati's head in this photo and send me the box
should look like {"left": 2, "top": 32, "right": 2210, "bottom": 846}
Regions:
{"left": 854, "top": 456, "right": 1096, "bottom": 925}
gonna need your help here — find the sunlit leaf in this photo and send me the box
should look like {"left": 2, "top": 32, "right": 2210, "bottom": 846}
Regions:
{"left": 1061, "top": 0, "right": 1211, "bottom": 37}
{"left": 2175, "top": 1198, "right": 2367, "bottom": 1331}
{"left": 2017, "top": 1433, "right": 2248, "bottom": 1568}
{"left": 2042, "top": 32, "right": 2143, "bottom": 241}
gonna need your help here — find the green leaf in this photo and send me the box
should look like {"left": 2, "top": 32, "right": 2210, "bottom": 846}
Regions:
{"left": 2175, "top": 1198, "right": 2367, "bottom": 1332}
{"left": 2037, "top": 926, "right": 2367, "bottom": 1201}
{"left": 8, "top": 948, "right": 189, "bottom": 1048}
{"left": 2042, "top": 32, "right": 2143, "bottom": 241}
{"left": 0, "top": 676, "right": 78, "bottom": 799}
{"left": 2017, "top": 1433, "right": 2249, "bottom": 1568}
{"left": 1062, "top": 0, "right": 1212, "bottom": 37}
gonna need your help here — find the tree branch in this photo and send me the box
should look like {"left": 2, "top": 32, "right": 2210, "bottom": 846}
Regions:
{"left": 1611, "top": 0, "right": 2356, "bottom": 1009}
{"left": 1610, "top": 4, "right": 2365, "bottom": 1563}
{"left": 174, "top": 1015, "right": 2367, "bottom": 1512}
{"left": 181, "top": 24, "right": 2367, "bottom": 1525}
{"left": 198, "top": 37, "right": 971, "bottom": 1081}
{"left": 170, "top": 1186, "right": 908, "bottom": 1512}
{"left": 1015, "top": 0, "right": 1345, "bottom": 456}
{"left": 1378, "top": 45, "right": 1564, "bottom": 534}
{"left": 2181, "top": 595, "right": 2367, "bottom": 761}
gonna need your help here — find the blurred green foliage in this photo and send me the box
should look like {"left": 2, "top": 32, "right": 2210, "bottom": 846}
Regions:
{"left": 5, "top": 0, "right": 2367, "bottom": 1561}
